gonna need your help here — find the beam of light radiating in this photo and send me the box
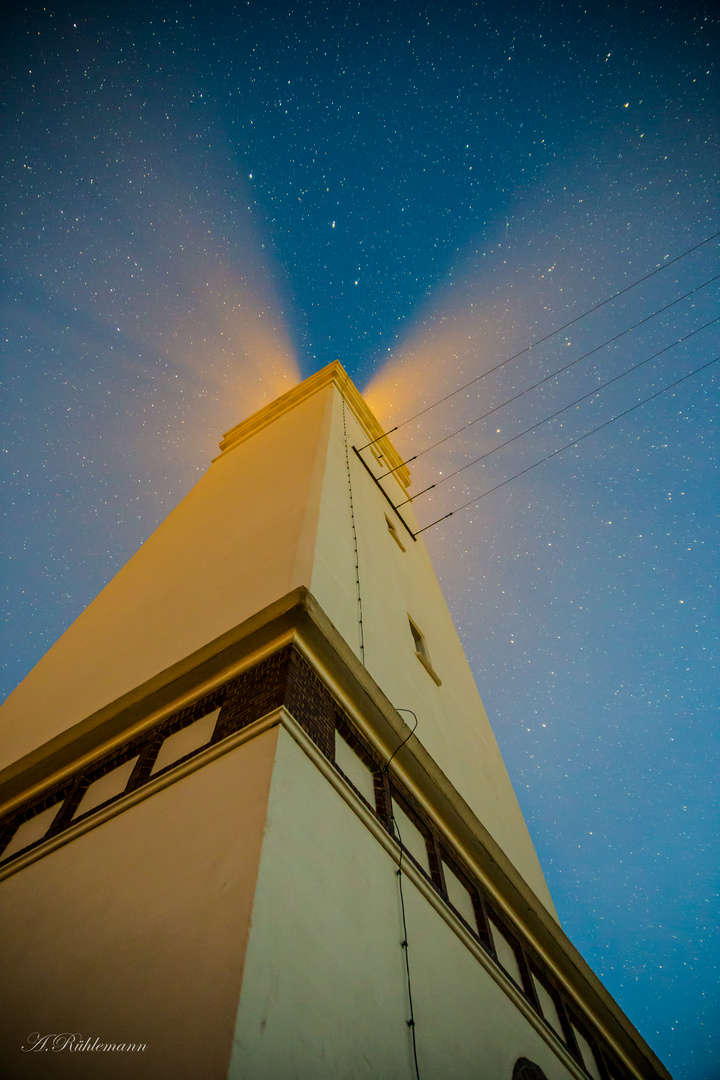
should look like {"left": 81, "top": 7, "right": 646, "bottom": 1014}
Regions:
{"left": 3, "top": 33, "right": 301, "bottom": 507}
{"left": 7, "top": 141, "right": 300, "bottom": 471}
{"left": 2, "top": 48, "right": 302, "bottom": 692}
{"left": 363, "top": 126, "right": 718, "bottom": 509}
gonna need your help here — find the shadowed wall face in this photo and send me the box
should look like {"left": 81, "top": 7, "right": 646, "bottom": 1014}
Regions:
{"left": 0, "top": 727, "right": 279, "bottom": 1080}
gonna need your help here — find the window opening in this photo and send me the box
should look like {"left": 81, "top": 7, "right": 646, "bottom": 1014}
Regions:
{"left": 533, "top": 975, "right": 565, "bottom": 1040}
{"left": 334, "top": 729, "right": 377, "bottom": 808}
{"left": 408, "top": 617, "right": 442, "bottom": 685}
{"left": 74, "top": 757, "right": 139, "bottom": 818}
{"left": 409, "top": 618, "right": 426, "bottom": 657}
{"left": 385, "top": 514, "right": 406, "bottom": 551}
{"left": 391, "top": 796, "right": 431, "bottom": 874}
{"left": 572, "top": 1026, "right": 603, "bottom": 1080}
{"left": 151, "top": 709, "right": 220, "bottom": 775}
{"left": 1, "top": 802, "right": 63, "bottom": 861}
{"left": 443, "top": 860, "right": 478, "bottom": 930}
{"left": 490, "top": 917, "right": 524, "bottom": 988}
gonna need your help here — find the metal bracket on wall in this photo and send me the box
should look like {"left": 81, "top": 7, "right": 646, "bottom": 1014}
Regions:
{"left": 352, "top": 447, "right": 417, "bottom": 543}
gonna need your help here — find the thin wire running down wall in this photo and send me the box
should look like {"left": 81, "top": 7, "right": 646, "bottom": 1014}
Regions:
{"left": 342, "top": 398, "right": 365, "bottom": 665}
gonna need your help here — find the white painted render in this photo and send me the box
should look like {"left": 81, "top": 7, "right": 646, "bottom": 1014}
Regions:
{"left": 230, "top": 725, "right": 574, "bottom": 1080}
{"left": 308, "top": 381, "right": 554, "bottom": 911}
{"left": 0, "top": 382, "right": 334, "bottom": 769}
{"left": 0, "top": 362, "right": 553, "bottom": 912}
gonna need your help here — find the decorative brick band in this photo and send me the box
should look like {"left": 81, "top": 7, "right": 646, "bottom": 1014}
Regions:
{"left": 0, "top": 643, "right": 637, "bottom": 1080}
{"left": 0, "top": 645, "right": 334, "bottom": 867}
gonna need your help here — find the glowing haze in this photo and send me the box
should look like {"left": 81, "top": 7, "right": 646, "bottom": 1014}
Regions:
{"left": 3, "top": 5, "right": 718, "bottom": 1078}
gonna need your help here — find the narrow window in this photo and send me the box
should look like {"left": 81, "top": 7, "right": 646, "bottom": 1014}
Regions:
{"left": 391, "top": 797, "right": 431, "bottom": 874}
{"left": 443, "top": 860, "right": 478, "bottom": 931}
{"left": 572, "top": 1026, "right": 603, "bottom": 1080}
{"left": 334, "top": 729, "right": 377, "bottom": 808}
{"left": 408, "top": 617, "right": 442, "bottom": 685}
{"left": 385, "top": 514, "right": 406, "bottom": 551}
{"left": 409, "top": 617, "right": 426, "bottom": 657}
{"left": 532, "top": 974, "right": 565, "bottom": 1040}
{"left": 489, "top": 917, "right": 524, "bottom": 988}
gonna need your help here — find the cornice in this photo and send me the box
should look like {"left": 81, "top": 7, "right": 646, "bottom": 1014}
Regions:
{"left": 0, "top": 585, "right": 669, "bottom": 1080}
{"left": 213, "top": 360, "right": 411, "bottom": 490}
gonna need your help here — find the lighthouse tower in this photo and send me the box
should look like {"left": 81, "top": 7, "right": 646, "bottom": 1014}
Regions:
{"left": 0, "top": 362, "right": 668, "bottom": 1079}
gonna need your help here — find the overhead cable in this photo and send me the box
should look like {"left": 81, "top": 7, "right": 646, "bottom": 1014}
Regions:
{"left": 358, "top": 227, "right": 720, "bottom": 451}
{"left": 378, "top": 273, "right": 720, "bottom": 478}
{"left": 398, "top": 314, "right": 719, "bottom": 506}
{"left": 413, "top": 355, "right": 719, "bottom": 536}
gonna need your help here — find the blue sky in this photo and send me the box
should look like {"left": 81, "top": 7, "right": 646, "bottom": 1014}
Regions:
{"left": 2, "top": 3, "right": 718, "bottom": 1075}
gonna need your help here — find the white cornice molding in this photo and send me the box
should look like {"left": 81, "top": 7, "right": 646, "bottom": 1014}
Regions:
{"left": 213, "top": 360, "right": 412, "bottom": 489}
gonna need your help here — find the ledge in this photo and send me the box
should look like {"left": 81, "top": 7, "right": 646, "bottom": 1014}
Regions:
{"left": 0, "top": 584, "right": 671, "bottom": 1080}
{"left": 215, "top": 360, "right": 412, "bottom": 491}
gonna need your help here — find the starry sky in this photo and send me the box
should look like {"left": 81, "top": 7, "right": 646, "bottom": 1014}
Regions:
{"left": 2, "top": 2, "right": 718, "bottom": 1076}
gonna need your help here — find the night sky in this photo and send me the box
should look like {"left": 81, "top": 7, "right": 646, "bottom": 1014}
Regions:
{"left": 2, "top": 2, "right": 718, "bottom": 1077}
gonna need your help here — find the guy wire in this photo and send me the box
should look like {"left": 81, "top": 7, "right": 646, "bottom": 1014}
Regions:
{"left": 377, "top": 273, "right": 720, "bottom": 479}
{"left": 399, "top": 314, "right": 720, "bottom": 506}
{"left": 358, "top": 227, "right": 720, "bottom": 450}
{"left": 413, "top": 354, "right": 720, "bottom": 535}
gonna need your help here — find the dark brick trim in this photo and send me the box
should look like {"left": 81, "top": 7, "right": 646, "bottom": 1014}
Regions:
{"left": 0, "top": 645, "right": 337, "bottom": 868}
{"left": 327, "top": 703, "right": 628, "bottom": 1074}
{"left": 0, "top": 643, "right": 638, "bottom": 1078}
{"left": 0, "top": 682, "right": 229, "bottom": 865}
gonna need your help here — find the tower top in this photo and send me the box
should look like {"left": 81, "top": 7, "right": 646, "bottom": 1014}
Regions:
{"left": 216, "top": 360, "right": 412, "bottom": 491}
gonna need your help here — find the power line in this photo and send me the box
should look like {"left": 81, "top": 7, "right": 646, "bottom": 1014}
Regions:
{"left": 399, "top": 314, "right": 719, "bottom": 506}
{"left": 412, "top": 354, "right": 719, "bottom": 536}
{"left": 377, "top": 273, "right": 720, "bottom": 479}
{"left": 358, "top": 228, "right": 720, "bottom": 451}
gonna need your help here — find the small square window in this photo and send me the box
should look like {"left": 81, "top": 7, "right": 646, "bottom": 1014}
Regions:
{"left": 409, "top": 617, "right": 427, "bottom": 657}
{"left": 408, "top": 617, "right": 442, "bottom": 685}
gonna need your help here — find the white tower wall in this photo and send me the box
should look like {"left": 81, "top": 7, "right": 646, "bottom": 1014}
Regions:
{"left": 0, "top": 364, "right": 553, "bottom": 910}
{"left": 0, "top": 362, "right": 670, "bottom": 1080}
